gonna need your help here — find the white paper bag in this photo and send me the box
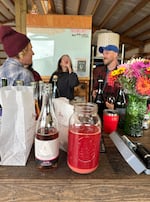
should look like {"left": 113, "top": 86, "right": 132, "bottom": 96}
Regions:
{"left": 0, "top": 86, "right": 36, "bottom": 166}
{"left": 53, "top": 98, "right": 74, "bottom": 152}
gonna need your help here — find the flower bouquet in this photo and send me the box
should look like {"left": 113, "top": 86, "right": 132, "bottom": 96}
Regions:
{"left": 110, "top": 58, "right": 150, "bottom": 137}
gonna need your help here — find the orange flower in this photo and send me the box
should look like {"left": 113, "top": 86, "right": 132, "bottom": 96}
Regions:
{"left": 107, "top": 72, "right": 117, "bottom": 87}
{"left": 136, "top": 77, "right": 150, "bottom": 96}
{"left": 145, "top": 67, "right": 150, "bottom": 76}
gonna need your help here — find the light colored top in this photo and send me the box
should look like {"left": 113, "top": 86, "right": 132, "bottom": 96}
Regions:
{"left": 0, "top": 58, "right": 34, "bottom": 87}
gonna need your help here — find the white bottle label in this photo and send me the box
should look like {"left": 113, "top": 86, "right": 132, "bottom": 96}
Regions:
{"left": 35, "top": 138, "right": 59, "bottom": 161}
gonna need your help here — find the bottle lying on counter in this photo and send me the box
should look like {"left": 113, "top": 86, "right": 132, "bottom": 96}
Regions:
{"left": 122, "top": 135, "right": 150, "bottom": 169}
{"left": 35, "top": 83, "right": 59, "bottom": 169}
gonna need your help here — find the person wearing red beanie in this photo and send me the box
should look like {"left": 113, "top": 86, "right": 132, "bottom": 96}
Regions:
{"left": 0, "top": 26, "right": 34, "bottom": 86}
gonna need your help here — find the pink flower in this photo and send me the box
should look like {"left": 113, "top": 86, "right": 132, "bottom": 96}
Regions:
{"left": 130, "top": 61, "right": 150, "bottom": 78}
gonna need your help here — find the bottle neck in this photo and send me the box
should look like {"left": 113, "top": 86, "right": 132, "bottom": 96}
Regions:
{"left": 36, "top": 83, "right": 58, "bottom": 134}
{"left": 98, "top": 81, "right": 103, "bottom": 94}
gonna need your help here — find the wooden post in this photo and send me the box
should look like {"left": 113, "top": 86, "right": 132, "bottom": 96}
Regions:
{"left": 15, "top": 0, "right": 27, "bottom": 34}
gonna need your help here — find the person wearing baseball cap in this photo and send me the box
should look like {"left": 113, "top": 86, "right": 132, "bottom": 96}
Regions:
{"left": 93, "top": 44, "right": 120, "bottom": 114}
{"left": 0, "top": 26, "right": 34, "bottom": 86}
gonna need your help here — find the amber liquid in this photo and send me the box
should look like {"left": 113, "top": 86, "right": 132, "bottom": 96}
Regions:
{"left": 35, "top": 127, "right": 59, "bottom": 169}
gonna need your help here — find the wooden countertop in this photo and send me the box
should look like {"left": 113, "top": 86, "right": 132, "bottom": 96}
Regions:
{"left": 0, "top": 130, "right": 150, "bottom": 202}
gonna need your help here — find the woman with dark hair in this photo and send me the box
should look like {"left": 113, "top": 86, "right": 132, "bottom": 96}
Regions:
{"left": 49, "top": 55, "right": 79, "bottom": 100}
{"left": 27, "top": 63, "right": 42, "bottom": 82}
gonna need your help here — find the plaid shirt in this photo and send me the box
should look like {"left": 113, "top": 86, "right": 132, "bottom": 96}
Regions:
{"left": 93, "top": 65, "right": 120, "bottom": 100}
{"left": 0, "top": 58, "right": 34, "bottom": 87}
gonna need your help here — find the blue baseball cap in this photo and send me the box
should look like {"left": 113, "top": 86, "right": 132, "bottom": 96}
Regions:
{"left": 99, "top": 45, "right": 119, "bottom": 53}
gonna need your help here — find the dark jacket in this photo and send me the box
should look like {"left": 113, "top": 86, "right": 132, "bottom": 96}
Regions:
{"left": 49, "top": 71, "right": 79, "bottom": 100}
{"left": 93, "top": 65, "right": 120, "bottom": 101}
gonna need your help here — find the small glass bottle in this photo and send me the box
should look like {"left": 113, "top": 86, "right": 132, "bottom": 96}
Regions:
{"left": 15, "top": 80, "right": 24, "bottom": 86}
{"left": 35, "top": 83, "right": 59, "bottom": 169}
{"left": 0, "top": 78, "right": 7, "bottom": 129}
{"left": 95, "top": 79, "right": 105, "bottom": 119}
{"left": 67, "top": 102, "right": 101, "bottom": 174}
{"left": 52, "top": 75, "right": 60, "bottom": 98}
{"left": 1, "top": 77, "right": 8, "bottom": 87}
{"left": 15, "top": 80, "right": 24, "bottom": 91}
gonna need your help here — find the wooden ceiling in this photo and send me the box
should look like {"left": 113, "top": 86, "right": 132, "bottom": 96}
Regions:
{"left": 0, "top": 0, "right": 150, "bottom": 58}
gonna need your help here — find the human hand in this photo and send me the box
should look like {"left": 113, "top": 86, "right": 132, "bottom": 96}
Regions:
{"left": 92, "top": 90, "right": 98, "bottom": 99}
{"left": 62, "top": 59, "right": 72, "bottom": 73}
{"left": 105, "top": 101, "right": 114, "bottom": 110}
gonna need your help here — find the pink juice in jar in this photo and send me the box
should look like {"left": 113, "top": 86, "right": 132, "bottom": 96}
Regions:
{"left": 67, "top": 124, "right": 101, "bottom": 174}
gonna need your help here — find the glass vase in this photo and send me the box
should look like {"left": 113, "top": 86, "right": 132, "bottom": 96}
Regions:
{"left": 124, "top": 94, "right": 147, "bottom": 137}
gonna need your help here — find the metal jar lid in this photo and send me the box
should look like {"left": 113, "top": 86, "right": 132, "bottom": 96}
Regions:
{"left": 103, "top": 109, "right": 118, "bottom": 116}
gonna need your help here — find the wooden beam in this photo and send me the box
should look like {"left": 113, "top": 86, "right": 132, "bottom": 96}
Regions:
{"left": 40, "top": 0, "right": 48, "bottom": 14}
{"left": 138, "top": 45, "right": 145, "bottom": 57}
{"left": 125, "top": 45, "right": 137, "bottom": 52}
{"left": 144, "top": 38, "right": 150, "bottom": 44}
{"left": 77, "top": 0, "right": 81, "bottom": 15}
{"left": 27, "top": 14, "right": 92, "bottom": 29}
{"left": 34, "top": 0, "right": 44, "bottom": 14}
{"left": 0, "top": 19, "right": 15, "bottom": 25}
{"left": 91, "top": 0, "right": 101, "bottom": 16}
{"left": 112, "top": 0, "right": 149, "bottom": 31}
{"left": 0, "top": 11, "right": 9, "bottom": 21}
{"left": 1, "top": 0, "right": 15, "bottom": 15}
{"left": 62, "top": 0, "right": 66, "bottom": 14}
{"left": 98, "top": 0, "right": 123, "bottom": 29}
{"left": 122, "top": 15, "right": 150, "bottom": 36}
{"left": 134, "top": 29, "right": 150, "bottom": 40}
{"left": 15, "top": 0, "right": 27, "bottom": 34}
{"left": 120, "top": 36, "right": 144, "bottom": 47}
{"left": 48, "top": 0, "right": 56, "bottom": 13}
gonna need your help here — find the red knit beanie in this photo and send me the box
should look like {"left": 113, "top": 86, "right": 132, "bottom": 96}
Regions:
{"left": 0, "top": 26, "right": 30, "bottom": 57}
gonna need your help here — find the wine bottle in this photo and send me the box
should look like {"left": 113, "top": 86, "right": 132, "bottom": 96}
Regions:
{"left": 38, "top": 80, "right": 44, "bottom": 110}
{"left": 30, "top": 81, "right": 40, "bottom": 119}
{"left": 52, "top": 75, "right": 60, "bottom": 98}
{"left": 135, "top": 143, "right": 150, "bottom": 169}
{"left": 35, "top": 83, "right": 59, "bottom": 169}
{"left": 115, "top": 88, "right": 126, "bottom": 128}
{"left": 95, "top": 79, "right": 105, "bottom": 118}
{"left": 115, "top": 88, "right": 126, "bottom": 108}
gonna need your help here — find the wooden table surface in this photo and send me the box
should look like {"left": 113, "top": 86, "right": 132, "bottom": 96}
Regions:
{"left": 0, "top": 130, "right": 150, "bottom": 202}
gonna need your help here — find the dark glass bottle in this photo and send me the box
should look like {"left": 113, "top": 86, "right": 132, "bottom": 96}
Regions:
{"left": 30, "top": 81, "right": 40, "bottom": 119}
{"left": 115, "top": 88, "right": 126, "bottom": 128}
{"left": 35, "top": 83, "right": 59, "bottom": 169}
{"left": 1, "top": 77, "right": 7, "bottom": 87}
{"left": 38, "top": 80, "right": 44, "bottom": 110}
{"left": 95, "top": 79, "right": 105, "bottom": 118}
{"left": 52, "top": 75, "right": 60, "bottom": 98}
{"left": 0, "top": 77, "right": 8, "bottom": 129}
{"left": 135, "top": 143, "right": 150, "bottom": 169}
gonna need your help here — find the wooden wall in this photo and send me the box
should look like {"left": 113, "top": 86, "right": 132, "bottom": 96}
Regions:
{"left": 0, "top": 44, "right": 6, "bottom": 66}
{"left": 26, "top": 14, "right": 92, "bottom": 29}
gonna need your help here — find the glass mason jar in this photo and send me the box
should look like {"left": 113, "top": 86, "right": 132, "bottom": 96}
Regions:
{"left": 67, "top": 102, "right": 101, "bottom": 174}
